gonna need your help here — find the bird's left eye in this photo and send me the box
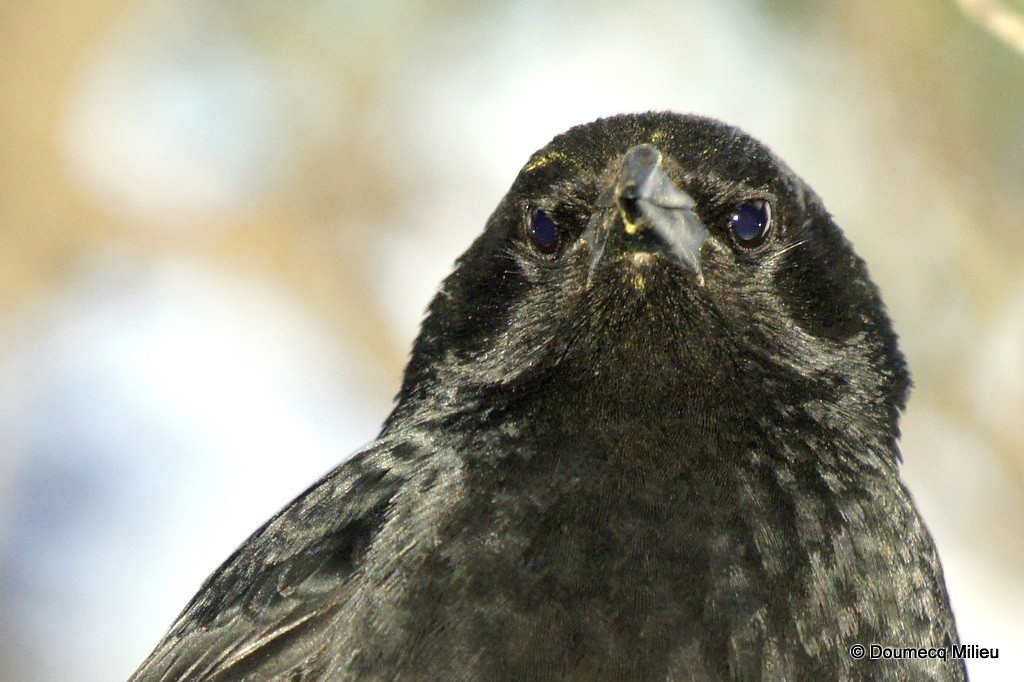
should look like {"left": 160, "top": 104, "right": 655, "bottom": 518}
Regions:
{"left": 528, "top": 208, "right": 561, "bottom": 254}
{"left": 729, "top": 200, "right": 772, "bottom": 246}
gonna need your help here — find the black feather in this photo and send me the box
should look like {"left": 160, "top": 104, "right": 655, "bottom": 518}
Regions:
{"left": 132, "top": 113, "right": 964, "bottom": 681}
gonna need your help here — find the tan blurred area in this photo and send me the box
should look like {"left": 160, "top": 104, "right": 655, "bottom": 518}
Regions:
{"left": 0, "top": 2, "right": 408, "bottom": 372}
{"left": 1, "top": 1, "right": 1022, "bottom": 680}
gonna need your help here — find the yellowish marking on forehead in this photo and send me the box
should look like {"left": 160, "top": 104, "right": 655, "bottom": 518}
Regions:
{"left": 649, "top": 129, "right": 669, "bottom": 147}
{"left": 523, "top": 150, "right": 571, "bottom": 173}
{"left": 630, "top": 273, "right": 647, "bottom": 291}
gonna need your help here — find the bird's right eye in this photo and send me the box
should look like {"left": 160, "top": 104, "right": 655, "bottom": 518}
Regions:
{"left": 528, "top": 208, "right": 561, "bottom": 254}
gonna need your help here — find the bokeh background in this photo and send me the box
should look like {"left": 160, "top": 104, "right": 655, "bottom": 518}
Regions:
{"left": 1, "top": 1, "right": 1022, "bottom": 680}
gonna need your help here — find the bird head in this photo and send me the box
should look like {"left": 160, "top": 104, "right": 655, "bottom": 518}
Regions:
{"left": 393, "top": 113, "right": 908, "bottom": 452}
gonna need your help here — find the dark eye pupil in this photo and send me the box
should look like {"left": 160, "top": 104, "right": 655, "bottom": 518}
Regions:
{"left": 529, "top": 208, "right": 560, "bottom": 253}
{"left": 729, "top": 201, "right": 772, "bottom": 245}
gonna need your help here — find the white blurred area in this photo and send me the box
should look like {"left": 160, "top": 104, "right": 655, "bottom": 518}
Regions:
{"left": 0, "top": 1, "right": 1022, "bottom": 680}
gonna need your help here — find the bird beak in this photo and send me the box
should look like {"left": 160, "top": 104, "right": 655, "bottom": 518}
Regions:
{"left": 587, "top": 144, "right": 709, "bottom": 285}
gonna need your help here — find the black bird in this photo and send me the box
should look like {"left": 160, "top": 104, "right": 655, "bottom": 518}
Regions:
{"left": 132, "top": 113, "right": 965, "bottom": 681}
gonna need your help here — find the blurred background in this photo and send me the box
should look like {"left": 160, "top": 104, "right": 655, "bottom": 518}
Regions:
{"left": 1, "top": 0, "right": 1022, "bottom": 679}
